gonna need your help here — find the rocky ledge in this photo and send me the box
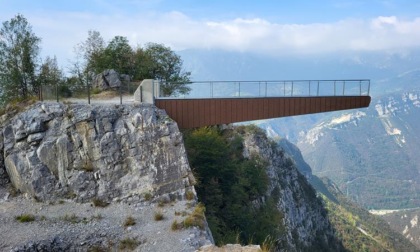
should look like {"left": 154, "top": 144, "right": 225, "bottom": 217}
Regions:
{"left": 0, "top": 102, "right": 212, "bottom": 251}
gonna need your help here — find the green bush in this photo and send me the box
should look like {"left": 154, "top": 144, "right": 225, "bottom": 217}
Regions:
{"left": 15, "top": 214, "right": 35, "bottom": 222}
{"left": 119, "top": 238, "right": 139, "bottom": 250}
{"left": 124, "top": 216, "right": 136, "bottom": 227}
{"left": 184, "top": 126, "right": 284, "bottom": 246}
{"left": 92, "top": 198, "right": 109, "bottom": 208}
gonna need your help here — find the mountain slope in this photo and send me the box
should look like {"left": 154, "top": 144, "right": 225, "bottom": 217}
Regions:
{"left": 312, "top": 177, "right": 419, "bottom": 252}
{"left": 296, "top": 90, "right": 420, "bottom": 209}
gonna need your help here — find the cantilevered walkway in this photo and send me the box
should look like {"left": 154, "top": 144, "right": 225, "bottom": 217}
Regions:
{"left": 135, "top": 80, "right": 371, "bottom": 128}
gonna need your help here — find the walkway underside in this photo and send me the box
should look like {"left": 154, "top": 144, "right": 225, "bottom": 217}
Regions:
{"left": 155, "top": 96, "right": 371, "bottom": 129}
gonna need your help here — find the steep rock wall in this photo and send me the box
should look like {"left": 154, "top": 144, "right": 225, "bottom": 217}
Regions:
{"left": 242, "top": 131, "right": 343, "bottom": 251}
{"left": 0, "top": 102, "right": 193, "bottom": 203}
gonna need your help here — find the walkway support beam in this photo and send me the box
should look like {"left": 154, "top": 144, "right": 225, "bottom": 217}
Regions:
{"left": 155, "top": 96, "right": 371, "bottom": 129}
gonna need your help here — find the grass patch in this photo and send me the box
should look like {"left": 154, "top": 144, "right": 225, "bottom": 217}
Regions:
{"left": 61, "top": 213, "right": 80, "bottom": 224}
{"left": 119, "top": 238, "right": 139, "bottom": 250}
{"left": 183, "top": 203, "right": 206, "bottom": 229}
{"left": 124, "top": 216, "right": 136, "bottom": 227}
{"left": 15, "top": 214, "right": 35, "bottom": 223}
{"left": 92, "top": 198, "right": 109, "bottom": 208}
{"left": 186, "top": 190, "right": 194, "bottom": 201}
{"left": 82, "top": 162, "right": 94, "bottom": 172}
{"left": 143, "top": 192, "right": 152, "bottom": 201}
{"left": 171, "top": 220, "right": 183, "bottom": 231}
{"left": 154, "top": 211, "right": 164, "bottom": 221}
{"left": 91, "top": 213, "right": 103, "bottom": 221}
{"left": 87, "top": 245, "right": 110, "bottom": 252}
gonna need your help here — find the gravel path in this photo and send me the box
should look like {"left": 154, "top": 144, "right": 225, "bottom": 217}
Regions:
{"left": 0, "top": 186, "right": 212, "bottom": 251}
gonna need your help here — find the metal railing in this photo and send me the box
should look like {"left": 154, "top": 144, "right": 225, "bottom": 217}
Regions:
{"left": 158, "top": 79, "right": 370, "bottom": 99}
{"left": 38, "top": 80, "right": 139, "bottom": 105}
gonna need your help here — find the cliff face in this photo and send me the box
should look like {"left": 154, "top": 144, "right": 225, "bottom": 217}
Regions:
{"left": 241, "top": 130, "right": 343, "bottom": 251}
{"left": 0, "top": 102, "right": 193, "bottom": 203}
{"left": 0, "top": 102, "right": 214, "bottom": 251}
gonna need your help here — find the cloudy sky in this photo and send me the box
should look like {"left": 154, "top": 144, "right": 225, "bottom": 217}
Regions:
{"left": 2, "top": 0, "right": 420, "bottom": 67}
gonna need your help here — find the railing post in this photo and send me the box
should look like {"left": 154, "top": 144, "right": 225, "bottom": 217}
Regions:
{"left": 368, "top": 80, "right": 371, "bottom": 95}
{"left": 334, "top": 81, "right": 336, "bottom": 96}
{"left": 317, "top": 81, "right": 320, "bottom": 96}
{"left": 283, "top": 81, "right": 286, "bottom": 96}
{"left": 343, "top": 81, "right": 346, "bottom": 96}
{"left": 140, "top": 86, "right": 143, "bottom": 102}
{"left": 265, "top": 82, "right": 267, "bottom": 97}
{"left": 239, "top": 82, "right": 241, "bottom": 97}
{"left": 359, "top": 80, "right": 362, "bottom": 96}
{"left": 291, "top": 81, "right": 294, "bottom": 96}
{"left": 152, "top": 80, "right": 155, "bottom": 104}
{"left": 309, "top": 81, "right": 311, "bottom": 96}
{"left": 56, "top": 82, "right": 59, "bottom": 102}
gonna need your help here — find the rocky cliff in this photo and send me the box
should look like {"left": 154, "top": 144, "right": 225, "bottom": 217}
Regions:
{"left": 1, "top": 102, "right": 193, "bottom": 202}
{"left": 240, "top": 129, "right": 343, "bottom": 251}
{"left": 0, "top": 102, "right": 212, "bottom": 251}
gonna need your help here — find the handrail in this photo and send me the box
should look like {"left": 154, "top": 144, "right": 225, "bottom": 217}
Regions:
{"left": 157, "top": 79, "right": 370, "bottom": 99}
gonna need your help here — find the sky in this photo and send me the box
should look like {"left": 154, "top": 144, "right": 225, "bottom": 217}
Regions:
{"left": 1, "top": 0, "right": 420, "bottom": 69}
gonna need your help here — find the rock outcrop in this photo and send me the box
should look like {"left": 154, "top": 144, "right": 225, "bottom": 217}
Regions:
{"left": 92, "top": 69, "right": 130, "bottom": 90}
{"left": 241, "top": 130, "right": 343, "bottom": 251}
{"left": 0, "top": 102, "right": 193, "bottom": 203}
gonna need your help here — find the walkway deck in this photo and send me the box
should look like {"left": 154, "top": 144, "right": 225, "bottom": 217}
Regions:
{"left": 142, "top": 80, "right": 371, "bottom": 128}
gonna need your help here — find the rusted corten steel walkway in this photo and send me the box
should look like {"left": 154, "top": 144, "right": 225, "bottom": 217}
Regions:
{"left": 139, "top": 80, "right": 371, "bottom": 129}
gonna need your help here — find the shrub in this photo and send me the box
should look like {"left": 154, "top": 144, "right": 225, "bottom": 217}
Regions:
{"left": 92, "top": 87, "right": 102, "bottom": 95}
{"left": 62, "top": 213, "right": 80, "bottom": 223}
{"left": 171, "top": 220, "right": 183, "bottom": 231}
{"left": 119, "top": 238, "right": 139, "bottom": 250}
{"left": 15, "top": 214, "right": 35, "bottom": 222}
{"left": 91, "top": 214, "right": 103, "bottom": 220}
{"left": 154, "top": 211, "right": 164, "bottom": 221}
{"left": 143, "top": 192, "right": 152, "bottom": 201}
{"left": 92, "top": 198, "right": 109, "bottom": 208}
{"left": 183, "top": 203, "right": 206, "bottom": 229}
{"left": 186, "top": 190, "right": 194, "bottom": 201}
{"left": 82, "top": 162, "right": 94, "bottom": 172}
{"left": 124, "top": 216, "right": 136, "bottom": 227}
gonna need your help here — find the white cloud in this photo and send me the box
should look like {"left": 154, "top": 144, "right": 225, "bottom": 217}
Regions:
{"left": 18, "top": 10, "right": 420, "bottom": 68}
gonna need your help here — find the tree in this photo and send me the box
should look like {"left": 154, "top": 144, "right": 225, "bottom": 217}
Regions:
{"left": 0, "top": 14, "right": 40, "bottom": 105}
{"left": 38, "top": 56, "right": 70, "bottom": 98}
{"left": 76, "top": 30, "right": 106, "bottom": 74}
{"left": 144, "top": 43, "right": 191, "bottom": 96}
{"left": 103, "top": 36, "right": 134, "bottom": 75}
{"left": 38, "top": 56, "right": 63, "bottom": 86}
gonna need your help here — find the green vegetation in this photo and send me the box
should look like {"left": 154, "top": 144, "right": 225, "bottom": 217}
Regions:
{"left": 119, "top": 238, "right": 140, "bottom": 250}
{"left": 75, "top": 31, "right": 191, "bottom": 96}
{"left": 92, "top": 198, "right": 109, "bottom": 208}
{"left": 185, "top": 190, "right": 194, "bottom": 201}
{"left": 15, "top": 214, "right": 35, "bottom": 222}
{"left": 123, "top": 216, "right": 136, "bottom": 227}
{"left": 0, "top": 14, "right": 191, "bottom": 109}
{"left": 312, "top": 176, "right": 418, "bottom": 252}
{"left": 154, "top": 211, "right": 164, "bottom": 221}
{"left": 183, "top": 203, "right": 206, "bottom": 229}
{"left": 61, "top": 213, "right": 81, "bottom": 224}
{"left": 0, "top": 14, "right": 40, "bottom": 107}
{"left": 143, "top": 192, "right": 152, "bottom": 201}
{"left": 184, "top": 126, "right": 284, "bottom": 246}
{"left": 171, "top": 219, "right": 183, "bottom": 231}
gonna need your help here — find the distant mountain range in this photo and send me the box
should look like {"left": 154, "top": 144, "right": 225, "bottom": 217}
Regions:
{"left": 179, "top": 48, "right": 420, "bottom": 244}
{"left": 296, "top": 90, "right": 420, "bottom": 209}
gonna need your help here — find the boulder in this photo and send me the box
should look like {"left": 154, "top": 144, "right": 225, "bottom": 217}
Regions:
{"left": 0, "top": 102, "right": 192, "bottom": 203}
{"left": 92, "top": 69, "right": 128, "bottom": 90}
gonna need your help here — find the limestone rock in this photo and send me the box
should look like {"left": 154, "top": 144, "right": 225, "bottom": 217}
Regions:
{"left": 241, "top": 131, "right": 343, "bottom": 251}
{"left": 92, "top": 69, "right": 125, "bottom": 90}
{"left": 0, "top": 102, "right": 192, "bottom": 203}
